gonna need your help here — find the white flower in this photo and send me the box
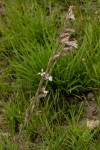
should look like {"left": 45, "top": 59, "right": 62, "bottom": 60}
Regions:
{"left": 38, "top": 69, "right": 46, "bottom": 76}
{"left": 48, "top": 75, "right": 53, "bottom": 81}
{"left": 45, "top": 74, "right": 53, "bottom": 81}
{"left": 43, "top": 90, "right": 49, "bottom": 94}
{"left": 38, "top": 87, "right": 49, "bottom": 98}
{"left": 38, "top": 69, "right": 53, "bottom": 81}
{"left": 41, "top": 88, "right": 49, "bottom": 94}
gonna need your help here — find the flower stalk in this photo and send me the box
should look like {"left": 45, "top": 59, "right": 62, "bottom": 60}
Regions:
{"left": 18, "top": 5, "right": 77, "bottom": 140}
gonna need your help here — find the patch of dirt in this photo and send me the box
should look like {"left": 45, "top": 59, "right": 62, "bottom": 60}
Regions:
{"left": 79, "top": 92, "right": 99, "bottom": 129}
{"left": 84, "top": 92, "right": 98, "bottom": 120}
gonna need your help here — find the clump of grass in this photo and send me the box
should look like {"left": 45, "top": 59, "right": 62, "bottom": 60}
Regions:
{"left": 1, "top": 0, "right": 99, "bottom": 96}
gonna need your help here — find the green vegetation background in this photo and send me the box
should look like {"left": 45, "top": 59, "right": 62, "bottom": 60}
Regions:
{"left": 0, "top": 0, "right": 100, "bottom": 149}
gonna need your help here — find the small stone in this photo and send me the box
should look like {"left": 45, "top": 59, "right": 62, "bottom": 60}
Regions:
{"left": 87, "top": 93, "right": 94, "bottom": 100}
{"left": 87, "top": 119, "right": 99, "bottom": 129}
